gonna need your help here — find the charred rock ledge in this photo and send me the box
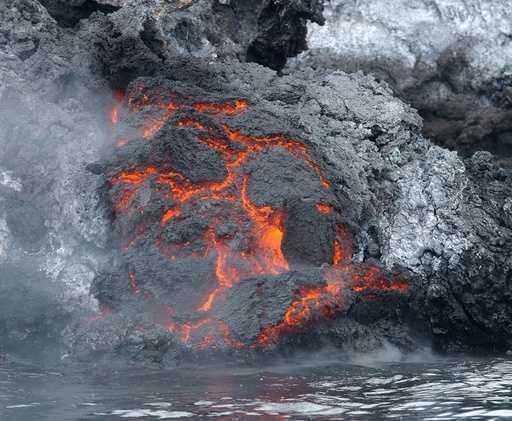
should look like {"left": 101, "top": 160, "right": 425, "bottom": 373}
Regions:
{"left": 0, "top": 0, "right": 510, "bottom": 364}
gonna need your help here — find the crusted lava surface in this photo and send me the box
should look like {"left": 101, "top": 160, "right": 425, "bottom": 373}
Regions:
{"left": 84, "top": 77, "right": 411, "bottom": 360}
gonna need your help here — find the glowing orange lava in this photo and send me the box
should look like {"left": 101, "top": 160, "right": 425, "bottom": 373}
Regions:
{"left": 333, "top": 226, "right": 353, "bottom": 266}
{"left": 126, "top": 92, "right": 249, "bottom": 140}
{"left": 164, "top": 315, "right": 245, "bottom": 349}
{"left": 106, "top": 86, "right": 409, "bottom": 350}
{"left": 333, "top": 241, "right": 343, "bottom": 265}
{"left": 161, "top": 208, "right": 181, "bottom": 225}
{"left": 316, "top": 203, "right": 333, "bottom": 214}
{"left": 110, "top": 107, "right": 119, "bottom": 125}
{"left": 192, "top": 99, "right": 248, "bottom": 115}
{"left": 351, "top": 266, "right": 409, "bottom": 293}
{"left": 129, "top": 272, "right": 140, "bottom": 295}
{"left": 109, "top": 90, "right": 124, "bottom": 126}
{"left": 256, "top": 281, "right": 344, "bottom": 347}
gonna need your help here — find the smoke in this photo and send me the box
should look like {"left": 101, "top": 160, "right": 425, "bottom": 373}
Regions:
{"left": 0, "top": 73, "right": 115, "bottom": 360}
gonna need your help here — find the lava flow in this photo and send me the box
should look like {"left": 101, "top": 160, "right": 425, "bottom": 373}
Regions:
{"left": 256, "top": 282, "right": 345, "bottom": 347}
{"left": 102, "top": 85, "right": 409, "bottom": 350}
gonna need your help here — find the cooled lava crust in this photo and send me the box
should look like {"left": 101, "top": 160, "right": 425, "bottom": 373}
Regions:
{"left": 88, "top": 77, "right": 410, "bottom": 356}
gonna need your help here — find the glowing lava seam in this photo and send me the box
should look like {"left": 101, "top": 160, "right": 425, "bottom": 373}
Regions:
{"left": 103, "top": 87, "right": 409, "bottom": 350}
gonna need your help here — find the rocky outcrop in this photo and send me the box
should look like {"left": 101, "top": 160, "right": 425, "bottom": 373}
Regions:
{"left": 297, "top": 0, "right": 512, "bottom": 166}
{"left": 34, "top": 0, "right": 324, "bottom": 71}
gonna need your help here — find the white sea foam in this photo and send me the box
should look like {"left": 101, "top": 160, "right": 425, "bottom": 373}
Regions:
{"left": 97, "top": 409, "right": 194, "bottom": 419}
{"left": 256, "top": 401, "right": 346, "bottom": 415}
{"left": 485, "top": 410, "right": 512, "bottom": 417}
{"left": 194, "top": 400, "right": 214, "bottom": 406}
{"left": 144, "top": 402, "right": 173, "bottom": 408}
{"left": 6, "top": 403, "right": 40, "bottom": 409}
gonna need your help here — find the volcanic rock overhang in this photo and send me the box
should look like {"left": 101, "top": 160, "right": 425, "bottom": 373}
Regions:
{"left": 38, "top": 0, "right": 121, "bottom": 27}
{"left": 89, "top": 76, "right": 411, "bottom": 352}
{"left": 89, "top": 0, "right": 325, "bottom": 86}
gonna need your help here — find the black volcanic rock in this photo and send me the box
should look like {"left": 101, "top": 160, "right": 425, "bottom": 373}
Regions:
{"left": 216, "top": 271, "right": 330, "bottom": 344}
{"left": 245, "top": 0, "right": 324, "bottom": 70}
{"left": 38, "top": 0, "right": 120, "bottom": 27}
{"left": 282, "top": 198, "right": 336, "bottom": 267}
{"left": 86, "top": 0, "right": 324, "bottom": 84}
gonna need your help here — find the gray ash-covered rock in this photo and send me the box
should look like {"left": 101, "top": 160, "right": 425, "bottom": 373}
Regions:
{"left": 1, "top": 0, "right": 323, "bottom": 91}
{"left": 297, "top": 0, "right": 512, "bottom": 166}
{"left": 426, "top": 152, "right": 512, "bottom": 352}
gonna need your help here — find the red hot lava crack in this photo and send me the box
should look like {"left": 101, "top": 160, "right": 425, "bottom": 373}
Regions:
{"left": 102, "top": 87, "right": 409, "bottom": 350}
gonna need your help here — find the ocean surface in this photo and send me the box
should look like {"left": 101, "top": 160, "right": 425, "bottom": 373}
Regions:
{"left": 1, "top": 352, "right": 511, "bottom": 420}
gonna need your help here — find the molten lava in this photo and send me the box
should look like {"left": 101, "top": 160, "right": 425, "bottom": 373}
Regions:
{"left": 104, "top": 84, "right": 409, "bottom": 350}
{"left": 351, "top": 266, "right": 409, "bottom": 293}
{"left": 128, "top": 272, "right": 140, "bottom": 295}
{"left": 316, "top": 203, "right": 333, "bottom": 214}
{"left": 256, "top": 282, "right": 344, "bottom": 347}
{"left": 109, "top": 90, "right": 124, "bottom": 126}
{"left": 192, "top": 99, "right": 248, "bottom": 115}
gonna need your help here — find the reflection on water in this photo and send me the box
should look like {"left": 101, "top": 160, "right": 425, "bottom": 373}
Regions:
{"left": 1, "top": 352, "right": 511, "bottom": 420}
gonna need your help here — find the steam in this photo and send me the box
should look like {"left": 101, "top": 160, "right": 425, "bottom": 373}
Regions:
{"left": 222, "top": 344, "right": 439, "bottom": 374}
{"left": 0, "top": 75, "right": 116, "bottom": 358}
